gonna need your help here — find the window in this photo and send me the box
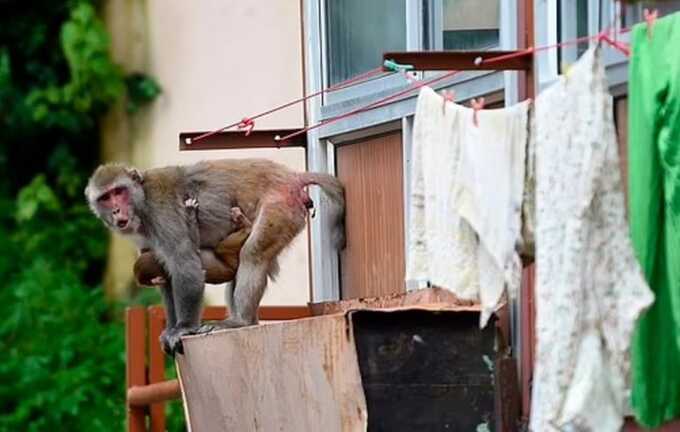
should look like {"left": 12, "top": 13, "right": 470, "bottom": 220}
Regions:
{"left": 325, "top": 0, "right": 406, "bottom": 85}
{"left": 441, "top": 0, "right": 500, "bottom": 50}
{"left": 623, "top": 0, "right": 680, "bottom": 26}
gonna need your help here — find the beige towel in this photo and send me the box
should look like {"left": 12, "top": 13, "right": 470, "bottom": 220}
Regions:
{"left": 406, "top": 87, "right": 479, "bottom": 301}
{"left": 452, "top": 100, "right": 530, "bottom": 326}
{"left": 407, "top": 87, "right": 530, "bottom": 327}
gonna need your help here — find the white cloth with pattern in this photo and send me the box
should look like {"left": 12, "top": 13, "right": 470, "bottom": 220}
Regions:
{"left": 406, "top": 87, "right": 529, "bottom": 326}
{"left": 529, "top": 46, "right": 654, "bottom": 432}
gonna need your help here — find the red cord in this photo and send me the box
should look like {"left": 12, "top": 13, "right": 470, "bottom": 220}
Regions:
{"left": 189, "top": 67, "right": 388, "bottom": 143}
{"left": 188, "top": 25, "right": 634, "bottom": 146}
{"left": 277, "top": 26, "right": 633, "bottom": 144}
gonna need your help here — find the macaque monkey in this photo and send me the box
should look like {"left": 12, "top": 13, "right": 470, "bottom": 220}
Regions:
{"left": 85, "top": 159, "right": 345, "bottom": 355}
{"left": 133, "top": 207, "right": 252, "bottom": 286}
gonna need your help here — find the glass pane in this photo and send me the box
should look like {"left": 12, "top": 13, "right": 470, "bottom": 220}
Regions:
{"left": 624, "top": 1, "right": 680, "bottom": 27}
{"left": 326, "top": 0, "right": 406, "bottom": 85}
{"left": 576, "top": 0, "right": 589, "bottom": 56}
{"left": 442, "top": 0, "right": 500, "bottom": 50}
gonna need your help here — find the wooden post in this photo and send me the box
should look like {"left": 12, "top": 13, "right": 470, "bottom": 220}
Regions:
{"left": 148, "top": 306, "right": 166, "bottom": 432}
{"left": 126, "top": 307, "right": 148, "bottom": 432}
{"left": 518, "top": 0, "right": 536, "bottom": 424}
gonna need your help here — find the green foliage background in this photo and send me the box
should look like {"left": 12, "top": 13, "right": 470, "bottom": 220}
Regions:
{"left": 0, "top": 1, "right": 170, "bottom": 430}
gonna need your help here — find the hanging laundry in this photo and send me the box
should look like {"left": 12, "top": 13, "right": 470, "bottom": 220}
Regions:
{"left": 530, "top": 46, "right": 653, "bottom": 432}
{"left": 406, "top": 87, "right": 529, "bottom": 327}
{"left": 628, "top": 11, "right": 680, "bottom": 429}
{"left": 406, "top": 87, "right": 480, "bottom": 302}
{"left": 453, "top": 100, "right": 530, "bottom": 325}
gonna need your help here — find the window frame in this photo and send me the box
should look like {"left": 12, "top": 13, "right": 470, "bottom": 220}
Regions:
{"left": 305, "top": 0, "right": 518, "bottom": 302}
{"left": 538, "top": 0, "right": 633, "bottom": 92}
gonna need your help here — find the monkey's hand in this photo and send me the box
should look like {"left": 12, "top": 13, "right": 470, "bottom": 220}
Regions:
{"left": 229, "top": 206, "right": 252, "bottom": 228}
{"left": 160, "top": 326, "right": 200, "bottom": 356}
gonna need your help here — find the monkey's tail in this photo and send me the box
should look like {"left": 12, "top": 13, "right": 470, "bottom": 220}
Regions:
{"left": 299, "top": 172, "right": 346, "bottom": 250}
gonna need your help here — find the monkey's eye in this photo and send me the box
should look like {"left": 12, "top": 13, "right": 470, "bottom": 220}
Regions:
{"left": 97, "top": 192, "right": 110, "bottom": 203}
{"left": 112, "top": 186, "right": 125, "bottom": 196}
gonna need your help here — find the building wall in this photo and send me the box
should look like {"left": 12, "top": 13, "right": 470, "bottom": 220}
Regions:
{"left": 102, "top": 0, "right": 310, "bottom": 306}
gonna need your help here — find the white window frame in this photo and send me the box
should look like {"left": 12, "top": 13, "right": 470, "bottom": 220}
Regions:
{"left": 305, "top": 0, "right": 518, "bottom": 302}
{"left": 537, "top": 0, "right": 632, "bottom": 94}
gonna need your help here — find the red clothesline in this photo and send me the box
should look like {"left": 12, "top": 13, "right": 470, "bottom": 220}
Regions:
{"left": 187, "top": 66, "right": 390, "bottom": 144}
{"left": 276, "top": 26, "right": 633, "bottom": 143}
{"left": 191, "top": 25, "right": 635, "bottom": 146}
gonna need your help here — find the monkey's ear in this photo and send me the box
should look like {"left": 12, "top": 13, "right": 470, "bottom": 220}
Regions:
{"left": 127, "top": 168, "right": 144, "bottom": 184}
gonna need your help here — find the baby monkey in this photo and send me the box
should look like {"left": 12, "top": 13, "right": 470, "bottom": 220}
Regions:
{"left": 134, "top": 207, "right": 252, "bottom": 286}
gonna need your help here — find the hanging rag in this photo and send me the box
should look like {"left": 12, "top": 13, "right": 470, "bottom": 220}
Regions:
{"left": 406, "top": 87, "right": 480, "bottom": 302}
{"left": 628, "top": 11, "right": 680, "bottom": 428}
{"left": 406, "top": 87, "right": 530, "bottom": 327}
{"left": 530, "top": 45, "right": 653, "bottom": 432}
{"left": 453, "top": 100, "right": 530, "bottom": 326}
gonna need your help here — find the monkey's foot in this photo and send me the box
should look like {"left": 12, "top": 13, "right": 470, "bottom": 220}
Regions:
{"left": 160, "top": 326, "right": 200, "bottom": 356}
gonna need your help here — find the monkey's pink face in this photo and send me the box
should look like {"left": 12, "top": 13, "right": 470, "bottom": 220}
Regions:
{"left": 98, "top": 185, "right": 133, "bottom": 231}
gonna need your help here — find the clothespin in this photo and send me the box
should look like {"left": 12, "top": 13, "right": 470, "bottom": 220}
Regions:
{"left": 441, "top": 90, "right": 455, "bottom": 114}
{"left": 470, "top": 97, "right": 485, "bottom": 127}
{"left": 404, "top": 71, "right": 420, "bottom": 84}
{"left": 383, "top": 59, "right": 414, "bottom": 73}
{"left": 237, "top": 117, "right": 254, "bottom": 136}
{"left": 644, "top": 8, "right": 658, "bottom": 40}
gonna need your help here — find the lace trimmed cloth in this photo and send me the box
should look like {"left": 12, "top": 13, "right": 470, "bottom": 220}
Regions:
{"left": 529, "top": 46, "right": 654, "bottom": 431}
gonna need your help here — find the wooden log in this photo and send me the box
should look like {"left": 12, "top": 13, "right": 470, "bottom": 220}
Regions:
{"left": 127, "top": 380, "right": 182, "bottom": 407}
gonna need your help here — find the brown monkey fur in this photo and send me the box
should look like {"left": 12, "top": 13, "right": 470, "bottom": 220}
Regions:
{"left": 134, "top": 207, "right": 252, "bottom": 286}
{"left": 85, "top": 159, "right": 344, "bottom": 355}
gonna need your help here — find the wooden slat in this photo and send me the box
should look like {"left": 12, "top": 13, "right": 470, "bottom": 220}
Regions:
{"left": 383, "top": 50, "right": 533, "bottom": 71}
{"left": 336, "top": 131, "right": 405, "bottom": 299}
{"left": 126, "top": 307, "right": 147, "bottom": 432}
{"left": 179, "top": 130, "right": 306, "bottom": 151}
{"left": 148, "top": 307, "right": 167, "bottom": 432}
{"left": 520, "top": 264, "right": 536, "bottom": 421}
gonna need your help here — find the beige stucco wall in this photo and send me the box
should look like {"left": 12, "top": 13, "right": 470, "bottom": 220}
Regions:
{"left": 102, "top": 0, "right": 310, "bottom": 306}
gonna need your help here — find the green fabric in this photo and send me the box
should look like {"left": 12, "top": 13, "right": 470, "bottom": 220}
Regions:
{"left": 629, "top": 12, "right": 680, "bottom": 428}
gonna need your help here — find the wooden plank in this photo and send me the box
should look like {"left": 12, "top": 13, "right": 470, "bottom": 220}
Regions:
{"left": 146, "top": 305, "right": 312, "bottom": 323}
{"left": 179, "top": 130, "right": 306, "bottom": 151}
{"left": 336, "top": 131, "right": 405, "bottom": 299}
{"left": 383, "top": 50, "right": 533, "bottom": 71}
{"left": 176, "top": 315, "right": 367, "bottom": 432}
{"left": 126, "top": 307, "right": 147, "bottom": 432}
{"left": 148, "top": 307, "right": 166, "bottom": 432}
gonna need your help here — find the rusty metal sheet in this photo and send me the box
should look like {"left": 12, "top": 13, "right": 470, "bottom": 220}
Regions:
{"left": 176, "top": 315, "right": 367, "bottom": 432}
{"left": 310, "top": 287, "right": 483, "bottom": 315}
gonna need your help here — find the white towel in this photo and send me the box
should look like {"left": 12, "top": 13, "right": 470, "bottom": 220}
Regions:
{"left": 453, "top": 101, "right": 530, "bottom": 325}
{"left": 529, "top": 46, "right": 654, "bottom": 432}
{"left": 406, "top": 87, "right": 479, "bottom": 301}
{"left": 406, "top": 87, "right": 529, "bottom": 327}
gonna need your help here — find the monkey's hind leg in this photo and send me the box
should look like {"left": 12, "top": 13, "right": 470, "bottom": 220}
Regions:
{"left": 207, "top": 200, "right": 306, "bottom": 331}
